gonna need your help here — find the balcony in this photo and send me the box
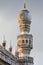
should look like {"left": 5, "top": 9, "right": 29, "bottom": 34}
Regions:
{"left": 16, "top": 56, "right": 33, "bottom": 63}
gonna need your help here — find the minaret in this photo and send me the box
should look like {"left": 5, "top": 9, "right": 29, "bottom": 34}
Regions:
{"left": 15, "top": 3, "right": 33, "bottom": 65}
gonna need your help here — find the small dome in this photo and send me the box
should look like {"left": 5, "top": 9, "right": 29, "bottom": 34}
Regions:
{"left": 18, "top": 9, "right": 31, "bottom": 24}
{"left": 18, "top": 4, "right": 31, "bottom": 33}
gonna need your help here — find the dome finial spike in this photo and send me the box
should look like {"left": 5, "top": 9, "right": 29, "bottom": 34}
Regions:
{"left": 24, "top": 3, "right": 26, "bottom": 9}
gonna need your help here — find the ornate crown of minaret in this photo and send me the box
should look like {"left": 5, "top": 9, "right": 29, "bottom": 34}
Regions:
{"left": 18, "top": 3, "right": 31, "bottom": 33}
{"left": 15, "top": 3, "right": 33, "bottom": 65}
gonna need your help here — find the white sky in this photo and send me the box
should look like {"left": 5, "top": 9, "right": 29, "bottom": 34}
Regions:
{"left": 0, "top": 0, "right": 43, "bottom": 65}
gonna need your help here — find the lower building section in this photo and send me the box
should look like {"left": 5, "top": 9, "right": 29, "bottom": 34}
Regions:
{"left": 0, "top": 59, "right": 10, "bottom": 65}
{"left": 0, "top": 45, "right": 16, "bottom": 65}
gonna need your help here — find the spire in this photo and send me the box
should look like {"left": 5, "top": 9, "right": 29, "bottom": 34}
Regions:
{"left": 24, "top": 3, "right": 26, "bottom": 9}
{"left": 2, "top": 35, "right": 6, "bottom": 48}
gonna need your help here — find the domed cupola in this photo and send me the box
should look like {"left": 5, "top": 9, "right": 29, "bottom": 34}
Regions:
{"left": 18, "top": 3, "right": 31, "bottom": 33}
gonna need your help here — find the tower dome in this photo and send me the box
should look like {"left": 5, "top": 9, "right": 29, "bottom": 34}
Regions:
{"left": 18, "top": 3, "right": 31, "bottom": 33}
{"left": 18, "top": 9, "right": 31, "bottom": 24}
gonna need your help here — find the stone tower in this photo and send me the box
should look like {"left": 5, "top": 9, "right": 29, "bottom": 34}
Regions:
{"left": 15, "top": 3, "right": 33, "bottom": 65}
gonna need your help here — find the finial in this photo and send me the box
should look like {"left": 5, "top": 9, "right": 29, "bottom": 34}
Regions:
{"left": 2, "top": 35, "right": 6, "bottom": 48}
{"left": 8, "top": 41, "right": 12, "bottom": 52}
{"left": 3, "top": 35, "right": 5, "bottom": 41}
{"left": 24, "top": 3, "right": 26, "bottom": 9}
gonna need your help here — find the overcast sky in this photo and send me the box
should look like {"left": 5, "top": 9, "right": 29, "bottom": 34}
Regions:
{"left": 0, "top": 0, "right": 43, "bottom": 65}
